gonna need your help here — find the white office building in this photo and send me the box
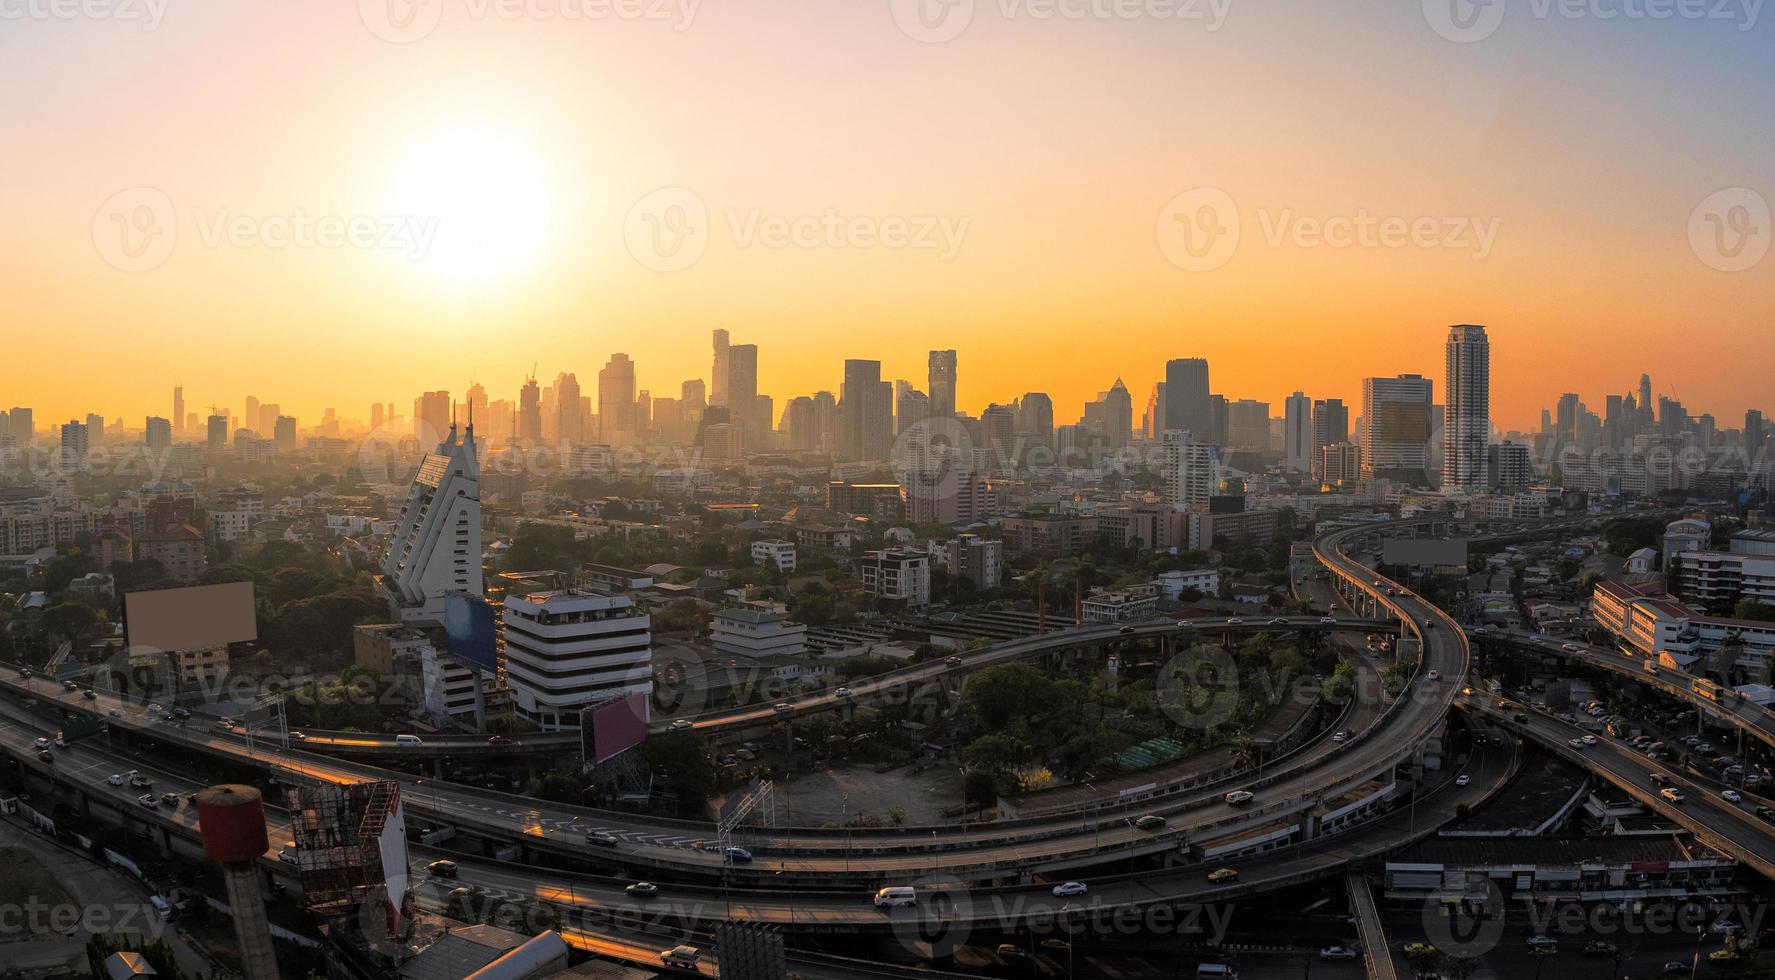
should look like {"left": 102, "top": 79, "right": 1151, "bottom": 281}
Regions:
{"left": 502, "top": 589, "right": 652, "bottom": 731}
{"left": 859, "top": 548, "right": 931, "bottom": 608}
{"left": 380, "top": 422, "right": 482, "bottom": 626}
{"left": 710, "top": 608, "right": 808, "bottom": 659}
{"left": 750, "top": 539, "right": 797, "bottom": 573}
{"left": 1162, "top": 430, "right": 1221, "bottom": 508}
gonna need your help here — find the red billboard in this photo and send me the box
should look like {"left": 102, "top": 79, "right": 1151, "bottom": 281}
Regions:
{"left": 583, "top": 691, "right": 649, "bottom": 764}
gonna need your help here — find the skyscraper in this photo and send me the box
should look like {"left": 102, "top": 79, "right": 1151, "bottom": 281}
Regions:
{"left": 59, "top": 419, "right": 89, "bottom": 472}
{"left": 1283, "top": 392, "right": 1313, "bottom": 472}
{"left": 207, "top": 413, "right": 228, "bottom": 450}
{"left": 1442, "top": 324, "right": 1490, "bottom": 492}
{"left": 172, "top": 386, "right": 184, "bottom": 436}
{"left": 1361, "top": 374, "right": 1433, "bottom": 481}
{"left": 380, "top": 419, "right": 481, "bottom": 626}
{"left": 1016, "top": 392, "right": 1054, "bottom": 449}
{"left": 555, "top": 374, "right": 582, "bottom": 445}
{"left": 144, "top": 416, "right": 172, "bottom": 451}
{"left": 711, "top": 329, "right": 731, "bottom": 408}
{"left": 519, "top": 375, "right": 542, "bottom": 445}
{"left": 728, "top": 344, "right": 759, "bottom": 441}
{"left": 1082, "top": 379, "right": 1133, "bottom": 449}
{"left": 1163, "top": 358, "right": 1211, "bottom": 441}
{"left": 6, "top": 407, "right": 31, "bottom": 446}
{"left": 1162, "top": 430, "right": 1221, "bottom": 507}
{"left": 842, "top": 359, "right": 893, "bottom": 462}
{"left": 274, "top": 416, "right": 297, "bottom": 453}
{"left": 928, "top": 350, "right": 957, "bottom": 420}
{"left": 599, "top": 354, "right": 638, "bottom": 445}
{"left": 1311, "top": 398, "right": 1349, "bottom": 469}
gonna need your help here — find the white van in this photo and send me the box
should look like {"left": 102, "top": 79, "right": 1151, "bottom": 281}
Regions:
{"left": 1196, "top": 965, "right": 1238, "bottom": 979}
{"left": 1223, "top": 790, "right": 1254, "bottom": 805}
{"left": 395, "top": 734, "right": 424, "bottom": 746}
{"left": 661, "top": 945, "right": 700, "bottom": 968}
{"left": 148, "top": 895, "right": 174, "bottom": 920}
{"left": 874, "top": 886, "right": 918, "bottom": 907}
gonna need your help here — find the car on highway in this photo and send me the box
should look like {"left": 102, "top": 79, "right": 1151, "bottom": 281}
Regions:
{"left": 1320, "top": 946, "right": 1358, "bottom": 960}
{"left": 873, "top": 886, "right": 917, "bottom": 907}
{"left": 1461, "top": 686, "right": 1474, "bottom": 696}
{"left": 1660, "top": 787, "right": 1685, "bottom": 804}
{"left": 426, "top": 860, "right": 458, "bottom": 878}
{"left": 278, "top": 843, "right": 298, "bottom": 864}
{"left": 160, "top": 793, "right": 179, "bottom": 807}
{"left": 37, "top": 749, "right": 52, "bottom": 763}
{"left": 1662, "top": 962, "right": 1692, "bottom": 975}
{"left": 1563, "top": 643, "right": 1581, "bottom": 652}
{"left": 1118, "top": 626, "right": 1136, "bottom": 634}
{"left": 1755, "top": 806, "right": 1775, "bottom": 824}
{"left": 32, "top": 737, "right": 49, "bottom": 749}
{"left": 626, "top": 882, "right": 659, "bottom": 898}
{"left": 486, "top": 735, "right": 516, "bottom": 746}
{"left": 1709, "top": 946, "right": 1741, "bottom": 963}
{"left": 1649, "top": 772, "right": 1671, "bottom": 786}
{"left": 995, "top": 944, "right": 1030, "bottom": 961}
{"left": 1583, "top": 940, "right": 1618, "bottom": 957}
{"left": 1134, "top": 814, "right": 1167, "bottom": 830}
{"left": 1206, "top": 867, "right": 1239, "bottom": 883}
{"left": 1052, "top": 881, "right": 1088, "bottom": 897}
{"left": 660, "top": 945, "right": 700, "bottom": 969}
{"left": 722, "top": 846, "right": 753, "bottom": 863}
{"left": 670, "top": 719, "right": 694, "bottom": 731}
{"left": 1402, "top": 942, "right": 1437, "bottom": 957}
{"left": 1525, "top": 934, "right": 1558, "bottom": 949}
{"left": 129, "top": 773, "right": 152, "bottom": 788}
{"left": 586, "top": 831, "right": 620, "bottom": 848}
{"left": 1722, "top": 789, "right": 1744, "bottom": 803}
{"left": 1225, "top": 618, "right": 1244, "bottom": 625}
{"left": 1568, "top": 737, "right": 1586, "bottom": 749}
{"left": 944, "top": 656, "right": 964, "bottom": 666}
{"left": 1708, "top": 918, "right": 1742, "bottom": 934}
{"left": 137, "top": 794, "right": 158, "bottom": 808}
{"left": 772, "top": 703, "right": 793, "bottom": 714}
{"left": 1268, "top": 617, "right": 1287, "bottom": 626}
{"left": 288, "top": 731, "right": 306, "bottom": 741}
{"left": 1331, "top": 731, "right": 1348, "bottom": 743}
{"left": 834, "top": 687, "right": 854, "bottom": 699}
{"left": 1455, "top": 774, "right": 1470, "bottom": 787}
{"left": 81, "top": 689, "right": 96, "bottom": 700}
{"left": 1040, "top": 939, "right": 1071, "bottom": 952}
{"left": 107, "top": 773, "right": 125, "bottom": 785}
{"left": 1580, "top": 735, "right": 1598, "bottom": 746}
{"left": 61, "top": 679, "right": 77, "bottom": 692}
{"left": 1223, "top": 790, "right": 1254, "bottom": 805}
{"left": 1426, "top": 670, "right": 1440, "bottom": 681}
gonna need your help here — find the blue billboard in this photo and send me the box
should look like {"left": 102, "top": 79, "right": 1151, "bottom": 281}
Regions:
{"left": 442, "top": 593, "right": 498, "bottom": 674}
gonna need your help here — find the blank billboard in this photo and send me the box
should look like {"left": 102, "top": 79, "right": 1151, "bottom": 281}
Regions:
{"left": 1383, "top": 538, "right": 1470, "bottom": 568}
{"left": 124, "top": 581, "right": 257, "bottom": 655}
{"left": 582, "top": 691, "right": 649, "bottom": 764}
{"left": 443, "top": 592, "right": 497, "bottom": 673}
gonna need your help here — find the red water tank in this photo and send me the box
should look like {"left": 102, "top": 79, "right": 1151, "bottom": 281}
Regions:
{"left": 195, "top": 784, "right": 271, "bottom": 863}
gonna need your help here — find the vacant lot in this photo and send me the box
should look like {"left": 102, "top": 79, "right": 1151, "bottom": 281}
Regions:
{"left": 774, "top": 764, "right": 961, "bottom": 826}
{"left": 0, "top": 844, "right": 76, "bottom": 914}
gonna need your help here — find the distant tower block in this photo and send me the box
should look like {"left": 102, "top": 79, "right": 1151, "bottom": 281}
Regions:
{"left": 195, "top": 784, "right": 283, "bottom": 980}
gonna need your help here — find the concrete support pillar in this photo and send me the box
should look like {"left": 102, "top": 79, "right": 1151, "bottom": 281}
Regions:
{"left": 219, "top": 864, "right": 282, "bottom": 980}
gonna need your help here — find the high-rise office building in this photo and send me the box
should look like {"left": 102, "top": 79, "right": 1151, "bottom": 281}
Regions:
{"left": 928, "top": 350, "right": 958, "bottom": 420}
{"left": 1443, "top": 324, "right": 1490, "bottom": 492}
{"left": 1142, "top": 383, "right": 1166, "bottom": 441}
{"left": 599, "top": 354, "right": 638, "bottom": 445}
{"left": 519, "top": 375, "right": 542, "bottom": 445}
{"left": 842, "top": 359, "right": 893, "bottom": 462}
{"left": 728, "top": 344, "right": 759, "bottom": 441}
{"left": 1163, "top": 358, "right": 1212, "bottom": 441}
{"left": 274, "top": 415, "right": 297, "bottom": 453}
{"left": 370, "top": 402, "right": 386, "bottom": 432}
{"left": 172, "top": 386, "right": 184, "bottom": 435}
{"left": 84, "top": 412, "right": 105, "bottom": 446}
{"left": 1016, "top": 392, "right": 1054, "bottom": 449}
{"left": 207, "top": 413, "right": 228, "bottom": 451}
{"left": 7, "top": 407, "right": 31, "bottom": 446}
{"left": 245, "top": 396, "right": 260, "bottom": 434}
{"left": 1311, "top": 398, "right": 1349, "bottom": 472}
{"left": 1162, "top": 430, "right": 1221, "bottom": 507}
{"left": 711, "top": 329, "right": 731, "bottom": 408}
{"left": 1082, "top": 379, "right": 1133, "bottom": 449}
{"left": 415, "top": 390, "right": 451, "bottom": 443}
{"left": 555, "top": 374, "right": 582, "bottom": 445}
{"left": 1361, "top": 374, "right": 1434, "bottom": 481}
{"left": 1283, "top": 392, "right": 1313, "bottom": 472}
{"left": 1488, "top": 442, "right": 1533, "bottom": 492}
{"left": 144, "top": 416, "right": 172, "bottom": 451}
{"left": 380, "top": 420, "right": 481, "bottom": 626}
{"left": 1227, "top": 399, "right": 1270, "bottom": 453}
{"left": 59, "top": 420, "right": 89, "bottom": 472}
{"left": 895, "top": 385, "right": 930, "bottom": 436}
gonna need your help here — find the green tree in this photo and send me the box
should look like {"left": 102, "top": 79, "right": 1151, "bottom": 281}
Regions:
{"left": 963, "top": 661, "right": 1061, "bottom": 729}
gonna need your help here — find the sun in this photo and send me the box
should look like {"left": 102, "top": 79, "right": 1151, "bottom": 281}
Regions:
{"left": 381, "top": 118, "right": 557, "bottom": 286}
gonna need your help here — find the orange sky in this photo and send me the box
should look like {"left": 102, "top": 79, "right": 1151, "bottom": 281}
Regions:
{"left": 3, "top": 3, "right": 1770, "bottom": 433}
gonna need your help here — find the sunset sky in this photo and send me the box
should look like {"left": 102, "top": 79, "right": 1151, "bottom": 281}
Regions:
{"left": 3, "top": 1, "right": 1770, "bottom": 432}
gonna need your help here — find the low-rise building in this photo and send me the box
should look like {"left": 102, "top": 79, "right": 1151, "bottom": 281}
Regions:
{"left": 858, "top": 548, "right": 930, "bottom": 608}
{"left": 1593, "top": 580, "right": 1775, "bottom": 673}
{"left": 750, "top": 539, "right": 797, "bottom": 573}
{"left": 136, "top": 524, "right": 206, "bottom": 579}
{"left": 1081, "top": 587, "right": 1158, "bottom": 624}
{"left": 710, "top": 608, "right": 808, "bottom": 659}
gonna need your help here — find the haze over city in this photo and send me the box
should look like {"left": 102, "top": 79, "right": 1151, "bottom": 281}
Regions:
{"left": 4, "top": 4, "right": 1775, "bottom": 980}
